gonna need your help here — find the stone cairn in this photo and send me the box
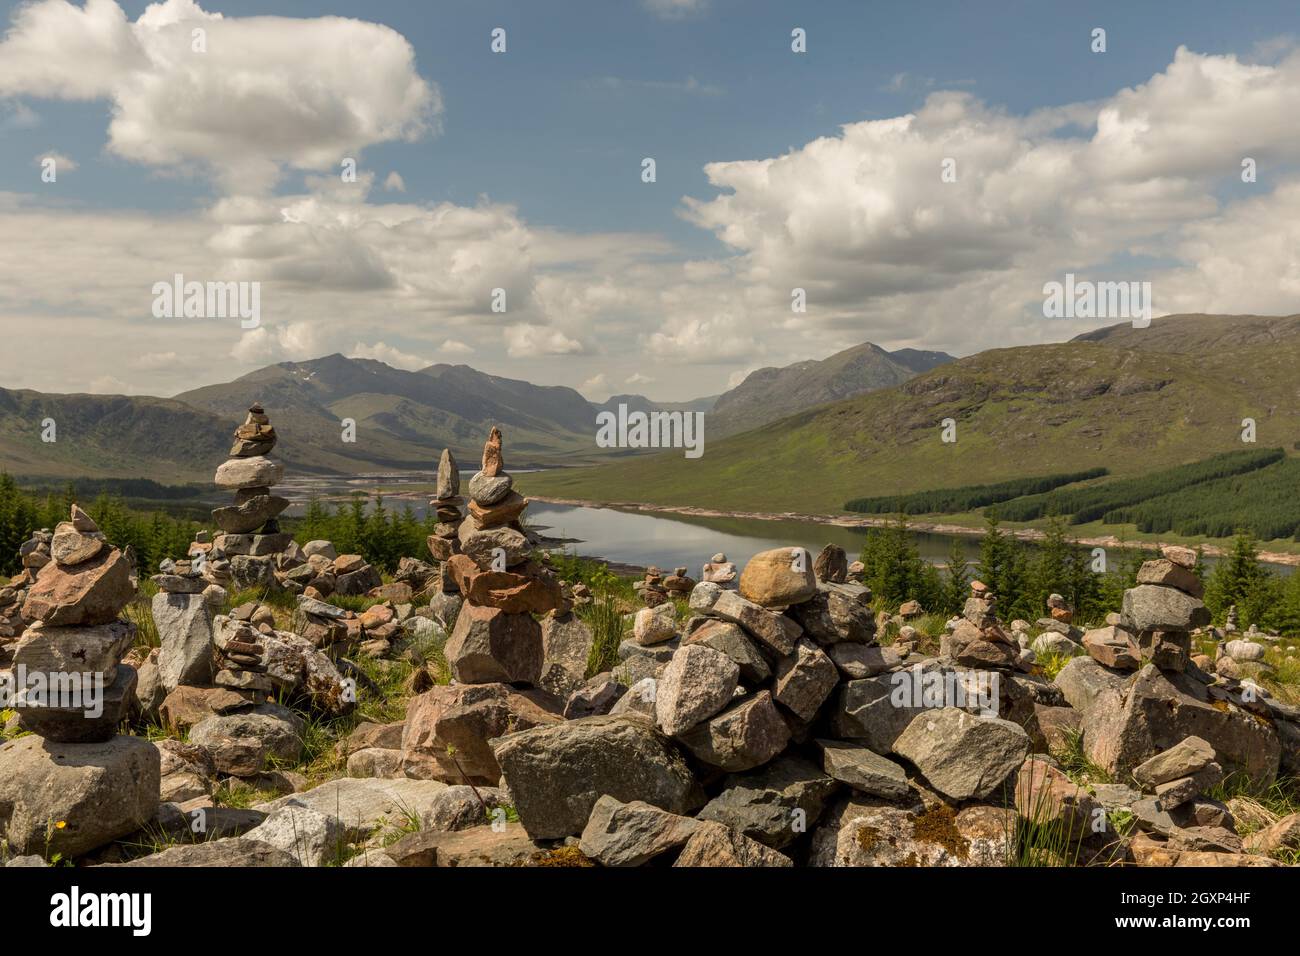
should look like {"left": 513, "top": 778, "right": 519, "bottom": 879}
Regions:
{"left": 0, "top": 528, "right": 52, "bottom": 663}
{"left": 701, "top": 553, "right": 737, "bottom": 587}
{"left": 1118, "top": 544, "right": 1208, "bottom": 673}
{"left": 0, "top": 505, "right": 159, "bottom": 859}
{"left": 208, "top": 402, "right": 292, "bottom": 591}
{"left": 424, "top": 447, "right": 468, "bottom": 626}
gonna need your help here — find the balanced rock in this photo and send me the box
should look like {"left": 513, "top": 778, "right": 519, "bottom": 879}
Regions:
{"left": 214, "top": 455, "right": 284, "bottom": 490}
{"left": 738, "top": 547, "right": 818, "bottom": 608}
{"left": 444, "top": 604, "right": 543, "bottom": 685}
{"left": 22, "top": 547, "right": 133, "bottom": 626}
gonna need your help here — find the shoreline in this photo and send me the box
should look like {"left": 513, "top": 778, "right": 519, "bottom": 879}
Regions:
{"left": 527, "top": 495, "right": 1300, "bottom": 568}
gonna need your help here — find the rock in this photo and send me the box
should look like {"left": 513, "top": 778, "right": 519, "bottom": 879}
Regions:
{"left": 633, "top": 604, "right": 677, "bottom": 646}
{"left": 578, "top": 795, "right": 701, "bottom": 866}
{"left": 12, "top": 619, "right": 134, "bottom": 680}
{"left": 1161, "top": 545, "right": 1198, "bottom": 569}
{"left": 672, "top": 821, "right": 793, "bottom": 867}
{"left": 211, "top": 495, "right": 290, "bottom": 535}
{"left": 1081, "top": 626, "right": 1141, "bottom": 670}
{"left": 564, "top": 673, "right": 626, "bottom": 719}
{"left": 50, "top": 524, "right": 104, "bottom": 566}
{"left": 421, "top": 785, "right": 510, "bottom": 832}
{"left": 492, "top": 716, "right": 703, "bottom": 840}
{"left": 1136, "top": 559, "right": 1204, "bottom": 598}
{"left": 189, "top": 703, "right": 305, "bottom": 768}
{"left": 335, "top": 564, "right": 383, "bottom": 597}
{"left": 346, "top": 748, "right": 404, "bottom": 778}
{"left": 789, "top": 581, "right": 875, "bottom": 644}
{"left": 243, "top": 804, "right": 348, "bottom": 867}
{"left": 772, "top": 638, "right": 838, "bottom": 721}
{"left": 1030, "top": 632, "right": 1082, "bottom": 657}
{"left": 655, "top": 644, "right": 739, "bottom": 736}
{"left": 467, "top": 472, "right": 512, "bottom": 507}
{"left": 813, "top": 544, "right": 848, "bottom": 583}
{"left": 445, "top": 604, "right": 543, "bottom": 686}
{"left": 111, "top": 838, "right": 301, "bottom": 867}
{"left": 676, "top": 691, "right": 790, "bottom": 772}
{"left": 402, "top": 682, "right": 562, "bottom": 785}
{"left": 539, "top": 612, "right": 595, "bottom": 699}
{"left": 827, "top": 642, "right": 902, "bottom": 679}
{"left": 0, "top": 734, "right": 160, "bottom": 858}
{"left": 152, "top": 591, "right": 215, "bottom": 691}
{"left": 684, "top": 619, "right": 770, "bottom": 683}
{"left": 255, "top": 778, "right": 451, "bottom": 839}
{"left": 1012, "top": 758, "right": 1098, "bottom": 837}
{"left": 457, "top": 518, "right": 530, "bottom": 568}
{"left": 22, "top": 548, "right": 133, "bottom": 626}
{"left": 1053, "top": 655, "right": 1129, "bottom": 715}
{"left": 1133, "top": 736, "right": 1217, "bottom": 789}
{"left": 436, "top": 448, "right": 460, "bottom": 499}
{"left": 481, "top": 426, "right": 504, "bottom": 476}
{"left": 444, "top": 554, "right": 563, "bottom": 614}
{"left": 809, "top": 798, "right": 1014, "bottom": 867}
{"left": 213, "top": 455, "right": 284, "bottom": 490}
{"left": 892, "top": 708, "right": 1029, "bottom": 801}
{"left": 468, "top": 492, "right": 529, "bottom": 528}
{"left": 738, "top": 547, "right": 818, "bottom": 608}
{"left": 830, "top": 673, "right": 928, "bottom": 753}
{"left": 1121, "top": 584, "right": 1210, "bottom": 633}
{"left": 1084, "top": 665, "right": 1280, "bottom": 783}
{"left": 1154, "top": 763, "right": 1223, "bottom": 810}
{"left": 1225, "top": 639, "right": 1267, "bottom": 662}
{"left": 385, "top": 822, "right": 553, "bottom": 867}
{"left": 159, "top": 684, "right": 252, "bottom": 732}
{"left": 610, "top": 678, "right": 658, "bottom": 719}
{"left": 815, "top": 739, "right": 910, "bottom": 800}
{"left": 15, "top": 664, "right": 137, "bottom": 743}
{"left": 689, "top": 582, "right": 801, "bottom": 657}
{"left": 1033, "top": 704, "right": 1082, "bottom": 755}
{"left": 1243, "top": 812, "right": 1300, "bottom": 855}
{"left": 697, "top": 755, "right": 839, "bottom": 849}
{"left": 302, "top": 540, "right": 337, "bottom": 560}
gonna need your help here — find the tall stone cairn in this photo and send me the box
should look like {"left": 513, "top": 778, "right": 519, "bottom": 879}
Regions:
{"left": 209, "top": 402, "right": 292, "bottom": 590}
{"left": 441, "top": 427, "right": 567, "bottom": 685}
{"left": 0, "top": 505, "right": 160, "bottom": 858}
{"left": 1120, "top": 544, "right": 1210, "bottom": 672}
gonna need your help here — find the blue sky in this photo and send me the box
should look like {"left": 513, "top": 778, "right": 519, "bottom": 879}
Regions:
{"left": 1, "top": 0, "right": 1299, "bottom": 398}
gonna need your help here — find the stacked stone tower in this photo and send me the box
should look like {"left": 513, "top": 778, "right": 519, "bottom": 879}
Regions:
{"left": 210, "top": 402, "right": 292, "bottom": 590}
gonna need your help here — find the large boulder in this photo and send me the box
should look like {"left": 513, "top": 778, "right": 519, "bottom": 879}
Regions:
{"left": 401, "top": 682, "right": 563, "bottom": 785}
{"left": 254, "top": 778, "right": 450, "bottom": 840}
{"left": 492, "top": 716, "right": 704, "bottom": 840}
{"left": 578, "top": 795, "right": 700, "bottom": 867}
{"left": 738, "top": 548, "right": 818, "bottom": 608}
{"left": 1121, "top": 585, "right": 1210, "bottom": 633}
{"left": 0, "top": 734, "right": 160, "bottom": 858}
{"left": 1053, "top": 655, "right": 1129, "bottom": 715}
{"left": 809, "top": 797, "right": 1014, "bottom": 867}
{"left": 539, "top": 612, "right": 595, "bottom": 699}
{"left": 892, "top": 708, "right": 1029, "bottom": 801}
{"left": 675, "top": 691, "right": 790, "bottom": 772}
{"left": 830, "top": 672, "right": 929, "bottom": 753}
{"left": 654, "top": 644, "right": 739, "bottom": 736}
{"left": 12, "top": 619, "right": 134, "bottom": 680}
{"left": 1084, "top": 665, "right": 1280, "bottom": 783}
{"left": 152, "top": 591, "right": 215, "bottom": 691}
{"left": 243, "top": 804, "right": 348, "bottom": 867}
{"left": 21, "top": 548, "right": 133, "bottom": 626}
{"left": 789, "top": 581, "right": 875, "bottom": 644}
{"left": 444, "top": 604, "right": 543, "bottom": 686}
{"left": 683, "top": 619, "right": 770, "bottom": 684}
{"left": 696, "top": 755, "right": 840, "bottom": 849}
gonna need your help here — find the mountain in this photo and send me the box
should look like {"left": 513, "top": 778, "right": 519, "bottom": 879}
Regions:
{"left": 520, "top": 314, "right": 1300, "bottom": 514}
{"left": 706, "top": 342, "right": 955, "bottom": 439}
{"left": 172, "top": 355, "right": 610, "bottom": 475}
{"left": 0, "top": 388, "right": 228, "bottom": 483}
{"left": 595, "top": 394, "right": 719, "bottom": 416}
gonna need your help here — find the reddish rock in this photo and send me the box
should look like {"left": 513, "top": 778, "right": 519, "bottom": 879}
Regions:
{"left": 445, "top": 603, "right": 544, "bottom": 685}
{"left": 445, "top": 554, "right": 564, "bottom": 614}
{"left": 22, "top": 547, "right": 134, "bottom": 626}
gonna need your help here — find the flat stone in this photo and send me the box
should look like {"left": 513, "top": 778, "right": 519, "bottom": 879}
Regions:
{"left": 815, "top": 739, "right": 911, "bottom": 800}
{"left": 579, "top": 795, "right": 700, "bottom": 866}
{"left": 211, "top": 495, "right": 290, "bottom": 535}
{"left": 689, "top": 581, "right": 801, "bottom": 656}
{"left": 255, "top": 778, "right": 451, "bottom": 839}
{"left": 12, "top": 619, "right": 134, "bottom": 681}
{"left": 22, "top": 547, "right": 133, "bottom": 626}
{"left": 684, "top": 619, "right": 771, "bottom": 683}
{"left": 492, "top": 716, "right": 704, "bottom": 840}
{"left": 213, "top": 456, "right": 284, "bottom": 490}
{"left": 50, "top": 523, "right": 105, "bottom": 566}
{"left": 809, "top": 798, "right": 1015, "bottom": 867}
{"left": 892, "top": 708, "right": 1030, "bottom": 801}
{"left": 15, "top": 664, "right": 137, "bottom": 743}
{"left": 1122, "top": 584, "right": 1210, "bottom": 633}
{"left": 1133, "top": 735, "right": 1217, "bottom": 789}
{"left": 790, "top": 581, "right": 876, "bottom": 644}
{"left": 110, "top": 838, "right": 300, "bottom": 867}
{"left": 673, "top": 821, "right": 793, "bottom": 867}
{"left": 697, "top": 755, "right": 840, "bottom": 849}
{"left": 1136, "top": 559, "right": 1204, "bottom": 598}
{"left": 468, "top": 472, "right": 513, "bottom": 506}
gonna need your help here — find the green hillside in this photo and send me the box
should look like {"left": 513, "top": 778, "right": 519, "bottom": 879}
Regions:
{"left": 521, "top": 318, "right": 1300, "bottom": 516}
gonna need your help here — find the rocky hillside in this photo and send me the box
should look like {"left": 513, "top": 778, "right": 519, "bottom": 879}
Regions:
{"left": 707, "top": 342, "right": 954, "bottom": 439}
{"left": 522, "top": 314, "right": 1300, "bottom": 514}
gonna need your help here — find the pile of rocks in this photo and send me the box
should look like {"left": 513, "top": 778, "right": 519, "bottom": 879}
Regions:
{"left": 700, "top": 553, "right": 737, "bottom": 587}
{"left": 148, "top": 558, "right": 227, "bottom": 700}
{"left": 634, "top": 567, "right": 669, "bottom": 606}
{"left": 0, "top": 506, "right": 160, "bottom": 859}
{"left": 208, "top": 403, "right": 292, "bottom": 591}
{"left": 1, "top": 529, "right": 52, "bottom": 659}
{"left": 423, "top": 448, "right": 467, "bottom": 625}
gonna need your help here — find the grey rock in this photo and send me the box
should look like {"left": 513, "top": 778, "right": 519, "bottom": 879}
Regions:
{"left": 815, "top": 739, "right": 911, "bottom": 800}
{"left": 892, "top": 707, "right": 1029, "bottom": 801}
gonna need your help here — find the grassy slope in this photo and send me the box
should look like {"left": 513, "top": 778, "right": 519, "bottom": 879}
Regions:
{"left": 520, "top": 337, "right": 1300, "bottom": 517}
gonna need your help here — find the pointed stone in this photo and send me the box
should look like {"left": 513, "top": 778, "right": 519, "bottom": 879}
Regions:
{"left": 437, "top": 448, "right": 460, "bottom": 499}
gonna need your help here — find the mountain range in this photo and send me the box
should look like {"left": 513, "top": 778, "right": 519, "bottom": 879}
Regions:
{"left": 0, "top": 341, "right": 948, "bottom": 483}
{"left": 521, "top": 313, "right": 1300, "bottom": 514}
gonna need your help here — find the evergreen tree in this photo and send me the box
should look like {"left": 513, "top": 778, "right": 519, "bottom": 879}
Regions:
{"left": 939, "top": 535, "right": 969, "bottom": 615}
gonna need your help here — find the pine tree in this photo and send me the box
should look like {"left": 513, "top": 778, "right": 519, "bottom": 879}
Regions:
{"left": 939, "top": 535, "right": 969, "bottom": 615}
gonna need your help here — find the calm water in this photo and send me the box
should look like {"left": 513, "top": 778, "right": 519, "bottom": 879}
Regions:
{"left": 266, "top": 471, "right": 1285, "bottom": 573}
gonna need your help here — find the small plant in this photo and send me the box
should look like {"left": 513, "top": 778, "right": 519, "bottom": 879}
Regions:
{"left": 581, "top": 591, "right": 626, "bottom": 677}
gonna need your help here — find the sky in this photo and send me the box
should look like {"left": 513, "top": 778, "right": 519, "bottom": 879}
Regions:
{"left": 0, "top": 0, "right": 1298, "bottom": 401}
